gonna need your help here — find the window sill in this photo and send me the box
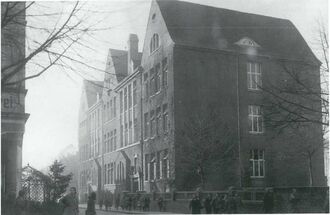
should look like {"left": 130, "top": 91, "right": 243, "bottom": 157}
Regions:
{"left": 250, "top": 176, "right": 265, "bottom": 179}
{"left": 247, "top": 88, "right": 262, "bottom": 92}
{"left": 249, "top": 131, "right": 264, "bottom": 135}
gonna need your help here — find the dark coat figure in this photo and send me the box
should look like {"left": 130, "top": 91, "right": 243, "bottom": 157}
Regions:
{"left": 104, "top": 193, "right": 112, "bottom": 211}
{"left": 324, "top": 190, "right": 329, "bottom": 213}
{"left": 158, "top": 197, "right": 164, "bottom": 211}
{"left": 85, "top": 192, "right": 96, "bottom": 215}
{"left": 225, "top": 192, "right": 238, "bottom": 213}
{"left": 189, "top": 194, "right": 203, "bottom": 214}
{"left": 263, "top": 188, "right": 274, "bottom": 213}
{"left": 203, "top": 195, "right": 212, "bottom": 214}
{"left": 98, "top": 199, "right": 103, "bottom": 210}
{"left": 289, "top": 189, "right": 299, "bottom": 213}
{"left": 211, "top": 193, "right": 222, "bottom": 214}
{"left": 144, "top": 196, "right": 150, "bottom": 211}
{"left": 60, "top": 187, "right": 79, "bottom": 215}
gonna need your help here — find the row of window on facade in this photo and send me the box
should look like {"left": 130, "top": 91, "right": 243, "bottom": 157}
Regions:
{"left": 145, "top": 149, "right": 170, "bottom": 181}
{"left": 119, "top": 80, "right": 139, "bottom": 148}
{"left": 104, "top": 161, "right": 125, "bottom": 185}
{"left": 79, "top": 168, "right": 97, "bottom": 189}
{"left": 144, "top": 57, "right": 168, "bottom": 99}
{"left": 144, "top": 103, "right": 168, "bottom": 140}
{"left": 104, "top": 97, "right": 117, "bottom": 122}
{"left": 104, "top": 129, "right": 117, "bottom": 153}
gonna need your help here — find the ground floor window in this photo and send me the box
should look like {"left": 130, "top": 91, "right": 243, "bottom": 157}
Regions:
{"left": 250, "top": 149, "right": 265, "bottom": 178}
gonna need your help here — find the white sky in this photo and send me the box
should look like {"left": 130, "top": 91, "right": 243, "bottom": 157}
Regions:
{"left": 23, "top": 0, "right": 328, "bottom": 170}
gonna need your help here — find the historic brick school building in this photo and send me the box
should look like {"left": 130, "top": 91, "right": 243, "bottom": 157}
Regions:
{"left": 78, "top": 0, "right": 325, "bottom": 200}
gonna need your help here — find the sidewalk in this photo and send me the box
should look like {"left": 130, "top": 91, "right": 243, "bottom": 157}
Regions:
{"left": 79, "top": 204, "right": 170, "bottom": 214}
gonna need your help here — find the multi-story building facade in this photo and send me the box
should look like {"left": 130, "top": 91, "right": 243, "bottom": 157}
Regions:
{"left": 78, "top": 0, "right": 326, "bottom": 198}
{"left": 1, "top": 2, "right": 29, "bottom": 199}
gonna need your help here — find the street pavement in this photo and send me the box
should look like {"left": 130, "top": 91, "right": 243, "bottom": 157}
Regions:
{"left": 79, "top": 206, "right": 169, "bottom": 215}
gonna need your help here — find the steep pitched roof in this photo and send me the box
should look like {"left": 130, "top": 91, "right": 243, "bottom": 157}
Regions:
{"left": 108, "top": 48, "right": 143, "bottom": 83}
{"left": 109, "top": 48, "right": 128, "bottom": 82}
{"left": 156, "top": 0, "right": 319, "bottom": 64}
{"left": 84, "top": 80, "right": 103, "bottom": 108}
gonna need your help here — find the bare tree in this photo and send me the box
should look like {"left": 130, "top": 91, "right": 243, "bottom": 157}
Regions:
{"left": 262, "top": 21, "right": 328, "bottom": 134}
{"left": 1, "top": 1, "right": 129, "bottom": 89}
{"left": 176, "top": 108, "right": 237, "bottom": 190}
{"left": 261, "top": 21, "right": 328, "bottom": 186}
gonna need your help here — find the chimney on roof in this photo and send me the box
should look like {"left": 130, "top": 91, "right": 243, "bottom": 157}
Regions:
{"left": 127, "top": 34, "right": 139, "bottom": 75}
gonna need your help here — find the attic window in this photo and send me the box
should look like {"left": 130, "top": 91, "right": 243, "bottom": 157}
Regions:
{"left": 150, "top": 33, "right": 159, "bottom": 54}
{"left": 235, "top": 37, "right": 260, "bottom": 48}
{"left": 152, "top": 13, "right": 156, "bottom": 20}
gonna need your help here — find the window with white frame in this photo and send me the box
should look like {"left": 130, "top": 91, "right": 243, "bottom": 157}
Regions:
{"left": 150, "top": 110, "right": 155, "bottom": 137}
{"left": 156, "top": 107, "right": 161, "bottom": 136}
{"left": 144, "top": 113, "right": 149, "bottom": 139}
{"left": 162, "top": 58, "right": 168, "bottom": 87}
{"left": 145, "top": 154, "right": 149, "bottom": 181}
{"left": 248, "top": 105, "right": 263, "bottom": 133}
{"left": 150, "top": 33, "right": 159, "bottom": 54}
{"left": 162, "top": 150, "right": 169, "bottom": 178}
{"left": 247, "top": 62, "right": 262, "bottom": 90}
{"left": 250, "top": 149, "right": 265, "bottom": 178}
{"left": 163, "top": 104, "right": 168, "bottom": 133}
{"left": 155, "top": 64, "right": 161, "bottom": 93}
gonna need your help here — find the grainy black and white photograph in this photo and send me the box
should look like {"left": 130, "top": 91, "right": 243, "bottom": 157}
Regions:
{"left": 1, "top": 0, "right": 329, "bottom": 214}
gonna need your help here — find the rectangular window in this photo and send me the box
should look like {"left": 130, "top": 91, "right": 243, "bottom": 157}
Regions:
{"left": 144, "top": 73, "right": 149, "bottom": 99}
{"left": 156, "top": 107, "right": 161, "bottom": 136}
{"left": 250, "top": 149, "right": 265, "bottom": 178}
{"left": 162, "top": 58, "right": 168, "bottom": 87}
{"left": 113, "top": 129, "right": 117, "bottom": 150}
{"left": 128, "top": 84, "right": 132, "bottom": 108}
{"left": 110, "top": 100, "right": 113, "bottom": 119}
{"left": 150, "top": 68, "right": 155, "bottom": 95}
{"left": 114, "top": 96, "right": 117, "bottom": 117}
{"left": 248, "top": 105, "right": 264, "bottom": 133}
{"left": 133, "top": 80, "right": 137, "bottom": 106}
{"left": 124, "top": 87, "right": 128, "bottom": 111}
{"left": 134, "top": 118, "right": 138, "bottom": 142}
{"left": 107, "top": 163, "right": 111, "bottom": 184}
{"left": 156, "top": 151, "right": 161, "bottom": 179}
{"left": 145, "top": 154, "right": 149, "bottom": 181}
{"left": 163, "top": 104, "right": 168, "bottom": 133}
{"left": 150, "top": 154, "right": 155, "bottom": 180}
{"left": 247, "top": 62, "right": 262, "bottom": 90}
{"left": 125, "top": 123, "right": 128, "bottom": 146}
{"left": 120, "top": 125, "right": 123, "bottom": 148}
{"left": 150, "top": 110, "right": 155, "bottom": 137}
{"left": 129, "top": 121, "right": 133, "bottom": 144}
{"left": 144, "top": 113, "right": 149, "bottom": 139}
{"left": 155, "top": 64, "right": 161, "bottom": 93}
{"left": 120, "top": 91, "right": 123, "bottom": 113}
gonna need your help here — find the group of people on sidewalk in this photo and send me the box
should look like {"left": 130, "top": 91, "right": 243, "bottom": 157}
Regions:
{"left": 189, "top": 188, "right": 242, "bottom": 214}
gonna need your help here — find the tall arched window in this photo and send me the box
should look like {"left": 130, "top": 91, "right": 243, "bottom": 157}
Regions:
{"left": 150, "top": 33, "right": 159, "bottom": 54}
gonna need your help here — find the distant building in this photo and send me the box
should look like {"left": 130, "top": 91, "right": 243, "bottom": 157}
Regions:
{"left": 78, "top": 0, "right": 325, "bottom": 199}
{"left": 1, "top": 2, "right": 29, "bottom": 198}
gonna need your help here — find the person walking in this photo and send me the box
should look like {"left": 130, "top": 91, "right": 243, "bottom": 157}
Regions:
{"left": 189, "top": 194, "right": 203, "bottom": 214}
{"left": 203, "top": 194, "right": 212, "bottom": 214}
{"left": 225, "top": 189, "right": 238, "bottom": 213}
{"left": 60, "top": 187, "right": 79, "bottom": 215}
{"left": 211, "top": 193, "right": 222, "bottom": 214}
{"left": 158, "top": 196, "right": 164, "bottom": 212}
{"left": 289, "top": 189, "right": 299, "bottom": 213}
{"left": 85, "top": 192, "right": 96, "bottom": 215}
{"left": 263, "top": 188, "right": 274, "bottom": 213}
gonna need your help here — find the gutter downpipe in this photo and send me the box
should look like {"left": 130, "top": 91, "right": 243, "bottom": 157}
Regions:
{"left": 236, "top": 54, "right": 242, "bottom": 188}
